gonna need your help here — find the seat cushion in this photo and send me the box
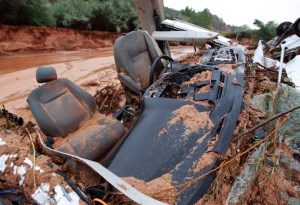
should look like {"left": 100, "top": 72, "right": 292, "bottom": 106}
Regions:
{"left": 55, "top": 113, "right": 125, "bottom": 161}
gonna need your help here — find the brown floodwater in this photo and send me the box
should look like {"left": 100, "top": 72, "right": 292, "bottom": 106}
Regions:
{"left": 0, "top": 46, "right": 194, "bottom": 75}
{"left": 0, "top": 47, "right": 113, "bottom": 75}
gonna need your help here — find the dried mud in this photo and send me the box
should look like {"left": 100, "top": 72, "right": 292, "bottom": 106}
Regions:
{"left": 241, "top": 163, "right": 298, "bottom": 205}
{"left": 177, "top": 49, "right": 205, "bottom": 64}
{"left": 193, "top": 152, "right": 220, "bottom": 173}
{"left": 0, "top": 119, "right": 69, "bottom": 201}
{"left": 168, "top": 104, "right": 214, "bottom": 136}
{"left": 182, "top": 70, "right": 212, "bottom": 87}
{"left": 123, "top": 174, "right": 177, "bottom": 204}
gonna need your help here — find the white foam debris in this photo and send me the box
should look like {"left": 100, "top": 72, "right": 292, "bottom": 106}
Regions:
{"left": 24, "top": 157, "right": 33, "bottom": 167}
{"left": 60, "top": 191, "right": 80, "bottom": 205}
{"left": 32, "top": 183, "right": 80, "bottom": 205}
{"left": 0, "top": 137, "right": 6, "bottom": 145}
{"left": 0, "top": 154, "right": 9, "bottom": 172}
{"left": 54, "top": 184, "right": 80, "bottom": 205}
{"left": 54, "top": 184, "right": 65, "bottom": 201}
{"left": 1, "top": 154, "right": 18, "bottom": 172}
{"left": 23, "top": 157, "right": 45, "bottom": 173}
{"left": 35, "top": 166, "right": 45, "bottom": 173}
{"left": 32, "top": 183, "right": 51, "bottom": 205}
{"left": 13, "top": 165, "right": 27, "bottom": 185}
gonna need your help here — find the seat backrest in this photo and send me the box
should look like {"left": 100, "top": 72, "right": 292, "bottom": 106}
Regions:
{"left": 27, "top": 67, "right": 96, "bottom": 137}
{"left": 114, "top": 30, "right": 164, "bottom": 90}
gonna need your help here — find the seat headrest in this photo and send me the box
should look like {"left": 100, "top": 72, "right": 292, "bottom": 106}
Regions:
{"left": 36, "top": 67, "right": 57, "bottom": 83}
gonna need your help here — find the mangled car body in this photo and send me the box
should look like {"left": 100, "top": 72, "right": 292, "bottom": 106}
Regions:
{"left": 21, "top": 23, "right": 246, "bottom": 205}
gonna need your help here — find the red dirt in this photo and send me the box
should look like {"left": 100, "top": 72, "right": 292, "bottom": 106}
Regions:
{"left": 216, "top": 63, "right": 236, "bottom": 75}
{"left": 0, "top": 121, "right": 67, "bottom": 198}
{"left": 241, "top": 163, "right": 299, "bottom": 205}
{"left": 193, "top": 152, "right": 220, "bottom": 173}
{"left": 0, "top": 25, "right": 120, "bottom": 55}
{"left": 168, "top": 104, "right": 214, "bottom": 136}
{"left": 123, "top": 174, "right": 176, "bottom": 204}
{"left": 182, "top": 70, "right": 212, "bottom": 87}
{"left": 177, "top": 49, "right": 205, "bottom": 64}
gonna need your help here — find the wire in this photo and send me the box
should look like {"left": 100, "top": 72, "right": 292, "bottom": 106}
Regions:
{"left": 93, "top": 198, "right": 108, "bottom": 205}
{"left": 26, "top": 128, "right": 36, "bottom": 191}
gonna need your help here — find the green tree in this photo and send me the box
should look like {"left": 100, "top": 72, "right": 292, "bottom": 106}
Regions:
{"left": 0, "top": 0, "right": 55, "bottom": 26}
{"left": 89, "top": 1, "right": 118, "bottom": 31}
{"left": 50, "top": 0, "right": 138, "bottom": 32}
{"left": 180, "top": 7, "right": 213, "bottom": 29}
{"left": 253, "top": 19, "right": 277, "bottom": 41}
{"left": 181, "top": 7, "right": 197, "bottom": 24}
{"left": 165, "top": 7, "right": 188, "bottom": 21}
{"left": 197, "top": 8, "right": 213, "bottom": 29}
{"left": 112, "top": 0, "right": 138, "bottom": 32}
{"left": 51, "top": 0, "right": 100, "bottom": 29}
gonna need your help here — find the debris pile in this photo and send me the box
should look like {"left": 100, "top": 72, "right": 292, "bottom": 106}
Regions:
{"left": 0, "top": 109, "right": 82, "bottom": 204}
{"left": 1, "top": 20, "right": 300, "bottom": 204}
{"left": 93, "top": 83, "right": 123, "bottom": 115}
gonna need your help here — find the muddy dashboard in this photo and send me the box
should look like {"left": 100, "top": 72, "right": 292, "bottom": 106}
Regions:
{"left": 107, "top": 59, "right": 245, "bottom": 204}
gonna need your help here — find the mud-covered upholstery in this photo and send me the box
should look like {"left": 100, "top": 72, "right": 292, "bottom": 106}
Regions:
{"left": 28, "top": 78, "right": 96, "bottom": 137}
{"left": 114, "top": 30, "right": 165, "bottom": 94}
{"left": 27, "top": 67, "right": 125, "bottom": 160}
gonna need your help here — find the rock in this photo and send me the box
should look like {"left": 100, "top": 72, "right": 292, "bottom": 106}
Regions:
{"left": 279, "top": 154, "right": 300, "bottom": 181}
{"left": 225, "top": 143, "right": 266, "bottom": 205}
{"left": 282, "top": 191, "right": 300, "bottom": 205}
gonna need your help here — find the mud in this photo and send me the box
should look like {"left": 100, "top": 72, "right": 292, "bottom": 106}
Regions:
{"left": 0, "top": 119, "right": 79, "bottom": 203}
{"left": 0, "top": 48, "right": 114, "bottom": 75}
{"left": 182, "top": 70, "right": 212, "bottom": 87}
{"left": 168, "top": 104, "right": 214, "bottom": 136}
{"left": 186, "top": 97, "right": 213, "bottom": 108}
{"left": 123, "top": 174, "right": 177, "bottom": 204}
{"left": 193, "top": 152, "right": 220, "bottom": 173}
{"left": 0, "top": 25, "right": 119, "bottom": 55}
{"left": 52, "top": 112, "right": 106, "bottom": 148}
{"left": 241, "top": 161, "right": 299, "bottom": 205}
{"left": 216, "top": 63, "right": 236, "bottom": 75}
{"left": 177, "top": 49, "right": 205, "bottom": 64}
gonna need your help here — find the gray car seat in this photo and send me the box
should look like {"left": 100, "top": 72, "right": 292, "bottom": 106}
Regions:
{"left": 27, "top": 67, "right": 125, "bottom": 161}
{"left": 114, "top": 30, "right": 166, "bottom": 103}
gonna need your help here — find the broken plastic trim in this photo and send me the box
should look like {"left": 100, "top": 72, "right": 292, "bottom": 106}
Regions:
{"left": 34, "top": 128, "right": 167, "bottom": 205}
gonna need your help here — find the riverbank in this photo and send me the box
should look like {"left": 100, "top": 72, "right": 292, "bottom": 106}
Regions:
{"left": 0, "top": 24, "right": 120, "bottom": 55}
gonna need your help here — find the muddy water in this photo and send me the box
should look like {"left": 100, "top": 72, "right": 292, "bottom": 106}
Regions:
{"left": 0, "top": 46, "right": 194, "bottom": 75}
{"left": 0, "top": 47, "right": 113, "bottom": 75}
